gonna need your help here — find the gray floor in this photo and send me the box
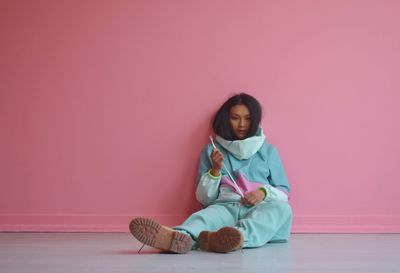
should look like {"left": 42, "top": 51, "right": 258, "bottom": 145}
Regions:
{"left": 0, "top": 233, "right": 399, "bottom": 273}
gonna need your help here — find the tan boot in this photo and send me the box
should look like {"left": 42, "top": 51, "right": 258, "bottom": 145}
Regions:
{"left": 197, "top": 227, "right": 243, "bottom": 253}
{"left": 129, "top": 217, "right": 192, "bottom": 254}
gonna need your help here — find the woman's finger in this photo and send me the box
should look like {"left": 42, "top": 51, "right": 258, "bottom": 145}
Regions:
{"left": 212, "top": 151, "right": 222, "bottom": 159}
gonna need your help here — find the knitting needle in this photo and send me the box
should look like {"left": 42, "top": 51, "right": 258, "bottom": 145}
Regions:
{"left": 209, "top": 136, "right": 245, "bottom": 198}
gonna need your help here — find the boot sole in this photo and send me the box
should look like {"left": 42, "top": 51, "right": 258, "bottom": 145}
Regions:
{"left": 129, "top": 217, "right": 191, "bottom": 254}
{"left": 198, "top": 227, "right": 243, "bottom": 253}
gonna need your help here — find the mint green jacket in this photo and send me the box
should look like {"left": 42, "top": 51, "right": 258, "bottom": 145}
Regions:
{"left": 196, "top": 129, "right": 290, "bottom": 206}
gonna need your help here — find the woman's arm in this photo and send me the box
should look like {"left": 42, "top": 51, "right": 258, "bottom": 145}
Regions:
{"left": 264, "top": 146, "right": 290, "bottom": 202}
{"left": 195, "top": 145, "right": 222, "bottom": 206}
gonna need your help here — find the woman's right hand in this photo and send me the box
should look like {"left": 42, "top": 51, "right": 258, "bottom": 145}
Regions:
{"left": 210, "top": 148, "right": 224, "bottom": 176}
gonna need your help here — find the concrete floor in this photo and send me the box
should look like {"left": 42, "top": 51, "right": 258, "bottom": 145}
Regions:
{"left": 0, "top": 233, "right": 399, "bottom": 273}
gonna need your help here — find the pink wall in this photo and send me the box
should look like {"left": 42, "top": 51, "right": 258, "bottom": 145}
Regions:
{"left": 1, "top": 0, "right": 399, "bottom": 233}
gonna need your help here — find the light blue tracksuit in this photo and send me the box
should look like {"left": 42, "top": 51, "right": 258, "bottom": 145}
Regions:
{"left": 175, "top": 129, "right": 292, "bottom": 248}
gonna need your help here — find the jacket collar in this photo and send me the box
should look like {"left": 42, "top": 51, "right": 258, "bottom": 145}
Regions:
{"left": 216, "top": 128, "right": 265, "bottom": 160}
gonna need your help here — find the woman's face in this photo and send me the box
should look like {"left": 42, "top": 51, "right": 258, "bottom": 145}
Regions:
{"left": 229, "top": 104, "right": 251, "bottom": 140}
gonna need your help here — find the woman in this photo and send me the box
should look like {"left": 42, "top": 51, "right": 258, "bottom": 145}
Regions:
{"left": 130, "top": 93, "right": 292, "bottom": 253}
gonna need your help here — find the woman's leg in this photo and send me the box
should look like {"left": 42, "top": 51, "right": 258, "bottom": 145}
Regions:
{"left": 129, "top": 203, "right": 240, "bottom": 253}
{"left": 174, "top": 203, "right": 239, "bottom": 241}
{"left": 236, "top": 200, "right": 292, "bottom": 248}
{"left": 175, "top": 203, "right": 245, "bottom": 252}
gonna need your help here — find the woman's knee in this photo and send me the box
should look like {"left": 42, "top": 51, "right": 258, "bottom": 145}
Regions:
{"left": 266, "top": 200, "right": 292, "bottom": 218}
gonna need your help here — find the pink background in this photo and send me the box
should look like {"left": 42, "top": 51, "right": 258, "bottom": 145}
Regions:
{"left": 1, "top": 0, "right": 399, "bottom": 233}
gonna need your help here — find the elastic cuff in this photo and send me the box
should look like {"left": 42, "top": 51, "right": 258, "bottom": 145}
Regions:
{"left": 258, "top": 186, "right": 267, "bottom": 199}
{"left": 207, "top": 169, "right": 221, "bottom": 180}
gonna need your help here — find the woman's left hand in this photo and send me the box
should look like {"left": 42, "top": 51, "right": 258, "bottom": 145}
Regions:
{"left": 240, "top": 189, "right": 266, "bottom": 206}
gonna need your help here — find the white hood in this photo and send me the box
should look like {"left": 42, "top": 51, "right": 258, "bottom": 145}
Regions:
{"left": 216, "top": 128, "right": 266, "bottom": 160}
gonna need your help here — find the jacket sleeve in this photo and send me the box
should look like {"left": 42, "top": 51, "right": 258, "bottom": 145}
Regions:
{"left": 263, "top": 146, "right": 290, "bottom": 202}
{"left": 195, "top": 145, "right": 221, "bottom": 206}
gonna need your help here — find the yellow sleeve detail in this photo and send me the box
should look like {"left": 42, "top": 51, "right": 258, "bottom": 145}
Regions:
{"left": 258, "top": 187, "right": 267, "bottom": 199}
{"left": 207, "top": 169, "right": 221, "bottom": 180}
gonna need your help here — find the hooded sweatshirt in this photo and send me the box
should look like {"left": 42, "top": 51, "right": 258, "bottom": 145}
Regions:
{"left": 196, "top": 128, "right": 290, "bottom": 206}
